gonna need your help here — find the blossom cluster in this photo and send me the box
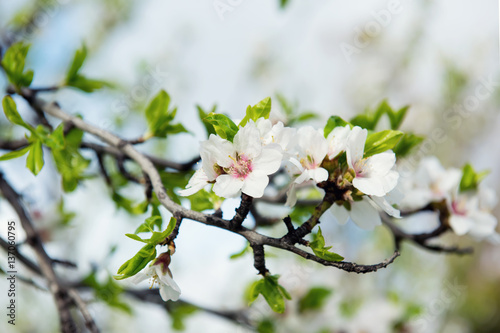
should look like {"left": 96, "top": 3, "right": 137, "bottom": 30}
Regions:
{"left": 180, "top": 118, "right": 401, "bottom": 230}
{"left": 399, "top": 157, "right": 499, "bottom": 240}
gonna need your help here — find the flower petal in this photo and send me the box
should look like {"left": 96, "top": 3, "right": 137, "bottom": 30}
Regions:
{"left": 349, "top": 199, "right": 382, "bottom": 230}
{"left": 468, "top": 212, "right": 498, "bottom": 239}
{"left": 242, "top": 172, "right": 269, "bottom": 198}
{"left": 178, "top": 168, "right": 209, "bottom": 196}
{"left": 213, "top": 174, "right": 243, "bottom": 198}
{"left": 330, "top": 204, "right": 350, "bottom": 225}
{"left": 346, "top": 126, "right": 367, "bottom": 168}
{"left": 233, "top": 121, "right": 262, "bottom": 159}
{"left": 449, "top": 215, "right": 473, "bottom": 236}
{"left": 370, "top": 196, "right": 401, "bottom": 218}
{"left": 158, "top": 273, "right": 181, "bottom": 302}
{"left": 308, "top": 167, "right": 329, "bottom": 183}
{"left": 252, "top": 147, "right": 283, "bottom": 175}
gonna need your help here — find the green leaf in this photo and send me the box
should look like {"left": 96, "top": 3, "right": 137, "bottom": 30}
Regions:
{"left": 239, "top": 97, "right": 272, "bottom": 127}
{"left": 229, "top": 243, "right": 250, "bottom": 259}
{"left": 0, "top": 145, "right": 31, "bottom": 161}
{"left": 257, "top": 319, "right": 275, "bottom": 333}
{"left": 386, "top": 105, "right": 409, "bottom": 130}
{"left": 65, "top": 44, "right": 110, "bottom": 93}
{"left": 324, "top": 116, "right": 350, "bottom": 137}
{"left": 1, "top": 42, "right": 34, "bottom": 88}
{"left": 204, "top": 113, "right": 238, "bottom": 142}
{"left": 393, "top": 133, "right": 424, "bottom": 158}
{"left": 144, "top": 90, "right": 186, "bottom": 138}
{"left": 82, "top": 273, "right": 131, "bottom": 314}
{"left": 148, "top": 217, "right": 177, "bottom": 245}
{"left": 248, "top": 275, "right": 290, "bottom": 314}
{"left": 26, "top": 140, "right": 44, "bottom": 175}
{"left": 125, "top": 233, "right": 147, "bottom": 243}
{"left": 364, "top": 130, "right": 403, "bottom": 158}
{"left": 2, "top": 96, "right": 34, "bottom": 133}
{"left": 459, "top": 164, "right": 489, "bottom": 192}
{"left": 197, "top": 104, "right": 217, "bottom": 137}
{"left": 310, "top": 227, "right": 344, "bottom": 262}
{"left": 66, "top": 44, "right": 88, "bottom": 82}
{"left": 135, "top": 206, "right": 162, "bottom": 234}
{"left": 298, "top": 287, "right": 333, "bottom": 313}
{"left": 115, "top": 243, "right": 156, "bottom": 280}
{"left": 187, "top": 189, "right": 221, "bottom": 212}
{"left": 168, "top": 303, "right": 198, "bottom": 331}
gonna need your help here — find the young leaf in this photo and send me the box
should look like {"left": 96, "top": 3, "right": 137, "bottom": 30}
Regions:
{"left": 197, "top": 104, "right": 217, "bottom": 137}
{"left": 26, "top": 140, "right": 44, "bottom": 175}
{"left": 115, "top": 243, "right": 157, "bottom": 280}
{"left": 1, "top": 42, "right": 34, "bottom": 88}
{"left": 0, "top": 145, "right": 31, "bottom": 161}
{"left": 248, "top": 275, "right": 291, "bottom": 314}
{"left": 393, "top": 133, "right": 424, "bottom": 158}
{"left": 324, "top": 116, "right": 350, "bottom": 137}
{"left": 364, "top": 130, "right": 403, "bottom": 158}
{"left": 65, "top": 44, "right": 111, "bottom": 92}
{"left": 204, "top": 113, "right": 238, "bottom": 142}
{"left": 386, "top": 105, "right": 409, "bottom": 130}
{"left": 309, "top": 227, "right": 344, "bottom": 262}
{"left": 144, "top": 90, "right": 187, "bottom": 138}
{"left": 2, "top": 96, "right": 34, "bottom": 133}
{"left": 298, "top": 287, "right": 333, "bottom": 313}
{"left": 239, "top": 97, "right": 272, "bottom": 127}
{"left": 459, "top": 164, "right": 489, "bottom": 192}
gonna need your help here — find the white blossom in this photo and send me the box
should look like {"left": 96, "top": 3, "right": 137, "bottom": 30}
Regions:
{"left": 132, "top": 256, "right": 181, "bottom": 302}
{"left": 449, "top": 185, "right": 498, "bottom": 238}
{"left": 326, "top": 125, "right": 351, "bottom": 159}
{"left": 180, "top": 120, "right": 283, "bottom": 198}
{"left": 347, "top": 126, "right": 399, "bottom": 197}
{"left": 288, "top": 126, "right": 329, "bottom": 184}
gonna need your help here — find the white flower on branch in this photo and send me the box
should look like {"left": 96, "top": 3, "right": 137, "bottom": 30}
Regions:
{"left": 288, "top": 126, "right": 329, "bottom": 184}
{"left": 347, "top": 126, "right": 399, "bottom": 197}
{"left": 180, "top": 120, "right": 283, "bottom": 198}
{"left": 132, "top": 252, "right": 181, "bottom": 302}
{"left": 449, "top": 185, "right": 498, "bottom": 238}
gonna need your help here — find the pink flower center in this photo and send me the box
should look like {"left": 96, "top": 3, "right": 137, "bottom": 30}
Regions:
{"left": 354, "top": 159, "right": 368, "bottom": 178}
{"left": 452, "top": 200, "right": 467, "bottom": 216}
{"left": 227, "top": 154, "right": 253, "bottom": 180}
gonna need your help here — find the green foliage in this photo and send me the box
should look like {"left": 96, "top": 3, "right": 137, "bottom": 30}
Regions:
{"left": 196, "top": 104, "right": 217, "bottom": 137}
{"left": 2, "top": 96, "right": 35, "bottom": 133}
{"left": 51, "top": 127, "right": 90, "bottom": 192}
{"left": 364, "top": 130, "right": 403, "bottom": 158}
{"left": 339, "top": 298, "right": 363, "bottom": 318}
{"left": 350, "top": 100, "right": 409, "bottom": 131}
{"left": 276, "top": 93, "right": 319, "bottom": 126}
{"left": 187, "top": 189, "right": 221, "bottom": 212}
{"left": 144, "top": 90, "right": 187, "bottom": 138}
{"left": 204, "top": 113, "right": 238, "bottom": 142}
{"left": 57, "top": 199, "right": 76, "bottom": 226}
{"left": 239, "top": 97, "right": 272, "bottom": 127}
{"left": 160, "top": 170, "right": 193, "bottom": 205}
{"left": 229, "top": 243, "right": 250, "bottom": 259}
{"left": 393, "top": 133, "right": 425, "bottom": 158}
{"left": 289, "top": 205, "right": 315, "bottom": 224}
{"left": 324, "top": 116, "right": 350, "bottom": 137}
{"left": 26, "top": 139, "right": 44, "bottom": 175}
{"left": 1, "top": 42, "right": 33, "bottom": 88}
{"left": 257, "top": 319, "right": 276, "bottom": 333}
{"left": 65, "top": 44, "right": 110, "bottom": 92}
{"left": 135, "top": 205, "right": 163, "bottom": 234}
{"left": 168, "top": 303, "right": 198, "bottom": 331}
{"left": 247, "top": 275, "right": 291, "bottom": 313}
{"left": 279, "top": 0, "right": 291, "bottom": 9}
{"left": 111, "top": 192, "right": 148, "bottom": 215}
{"left": 309, "top": 227, "right": 344, "bottom": 262}
{"left": 298, "top": 287, "right": 333, "bottom": 313}
{"left": 115, "top": 243, "right": 156, "bottom": 280}
{"left": 82, "top": 272, "right": 131, "bottom": 313}
{"left": 459, "top": 164, "right": 489, "bottom": 192}
{"left": 0, "top": 145, "right": 31, "bottom": 161}
{"left": 116, "top": 217, "right": 177, "bottom": 280}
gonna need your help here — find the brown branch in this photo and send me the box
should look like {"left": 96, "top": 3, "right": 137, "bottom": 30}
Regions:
{"left": 0, "top": 173, "right": 78, "bottom": 332}
{"left": 230, "top": 194, "right": 253, "bottom": 228}
{"left": 381, "top": 213, "right": 473, "bottom": 255}
{"left": 250, "top": 244, "right": 269, "bottom": 276}
{"left": 25, "top": 94, "right": 399, "bottom": 274}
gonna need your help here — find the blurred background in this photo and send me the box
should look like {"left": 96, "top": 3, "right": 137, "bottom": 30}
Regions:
{"left": 0, "top": 0, "right": 499, "bottom": 332}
